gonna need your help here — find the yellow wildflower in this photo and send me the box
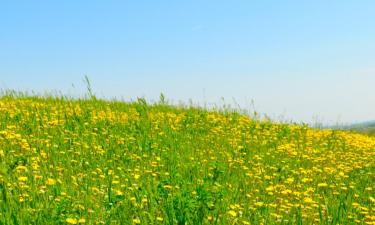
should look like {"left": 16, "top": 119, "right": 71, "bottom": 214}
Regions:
{"left": 163, "top": 185, "right": 173, "bottom": 189}
{"left": 19, "top": 195, "right": 25, "bottom": 203}
{"left": 255, "top": 202, "right": 264, "bottom": 207}
{"left": 303, "top": 197, "right": 314, "bottom": 204}
{"left": 18, "top": 176, "right": 28, "bottom": 182}
{"left": 228, "top": 210, "right": 237, "bottom": 217}
{"left": 317, "top": 183, "right": 328, "bottom": 187}
{"left": 66, "top": 218, "right": 78, "bottom": 224}
{"left": 46, "top": 178, "right": 56, "bottom": 186}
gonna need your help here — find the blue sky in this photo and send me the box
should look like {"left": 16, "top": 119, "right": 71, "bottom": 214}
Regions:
{"left": 1, "top": 1, "right": 375, "bottom": 124}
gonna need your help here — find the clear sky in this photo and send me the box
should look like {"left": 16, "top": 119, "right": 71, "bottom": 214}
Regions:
{"left": 1, "top": 1, "right": 375, "bottom": 124}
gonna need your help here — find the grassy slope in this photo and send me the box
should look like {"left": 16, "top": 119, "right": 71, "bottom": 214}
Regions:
{"left": 0, "top": 96, "right": 374, "bottom": 224}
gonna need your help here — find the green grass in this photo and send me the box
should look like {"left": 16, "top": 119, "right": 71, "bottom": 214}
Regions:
{"left": 0, "top": 94, "right": 374, "bottom": 224}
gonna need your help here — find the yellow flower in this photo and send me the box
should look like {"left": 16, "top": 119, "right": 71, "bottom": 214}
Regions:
{"left": 163, "top": 185, "right": 173, "bottom": 189}
{"left": 78, "top": 218, "right": 86, "bottom": 224}
{"left": 66, "top": 218, "right": 78, "bottom": 224}
{"left": 303, "top": 197, "right": 315, "bottom": 204}
{"left": 255, "top": 202, "right": 264, "bottom": 207}
{"left": 352, "top": 202, "right": 360, "bottom": 208}
{"left": 265, "top": 186, "right": 274, "bottom": 192}
{"left": 112, "top": 180, "right": 120, "bottom": 184}
{"left": 16, "top": 165, "right": 27, "bottom": 172}
{"left": 228, "top": 210, "right": 237, "bottom": 217}
{"left": 301, "top": 178, "right": 310, "bottom": 183}
{"left": 115, "top": 189, "right": 124, "bottom": 196}
{"left": 133, "top": 218, "right": 141, "bottom": 224}
{"left": 46, "top": 178, "right": 56, "bottom": 186}
{"left": 264, "top": 175, "right": 271, "bottom": 180}
{"left": 156, "top": 217, "right": 163, "bottom": 221}
{"left": 286, "top": 177, "right": 294, "bottom": 184}
{"left": 18, "top": 176, "right": 28, "bottom": 182}
{"left": 317, "top": 183, "right": 328, "bottom": 187}
{"left": 19, "top": 195, "right": 25, "bottom": 203}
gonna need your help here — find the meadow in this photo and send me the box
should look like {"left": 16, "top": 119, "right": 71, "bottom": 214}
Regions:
{"left": 0, "top": 94, "right": 374, "bottom": 224}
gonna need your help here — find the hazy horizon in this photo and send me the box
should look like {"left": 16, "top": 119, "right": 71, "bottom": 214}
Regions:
{"left": 1, "top": 1, "right": 375, "bottom": 124}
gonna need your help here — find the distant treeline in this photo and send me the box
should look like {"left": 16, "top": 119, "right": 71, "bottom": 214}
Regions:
{"left": 354, "top": 127, "right": 375, "bottom": 136}
{"left": 350, "top": 122, "right": 375, "bottom": 136}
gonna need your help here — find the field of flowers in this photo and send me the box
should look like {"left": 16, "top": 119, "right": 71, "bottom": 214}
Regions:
{"left": 0, "top": 95, "right": 374, "bottom": 224}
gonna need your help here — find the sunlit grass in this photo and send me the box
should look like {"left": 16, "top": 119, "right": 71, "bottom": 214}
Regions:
{"left": 0, "top": 93, "right": 374, "bottom": 224}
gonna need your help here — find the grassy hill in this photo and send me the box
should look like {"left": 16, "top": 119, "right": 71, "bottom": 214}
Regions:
{"left": 0, "top": 95, "right": 374, "bottom": 224}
